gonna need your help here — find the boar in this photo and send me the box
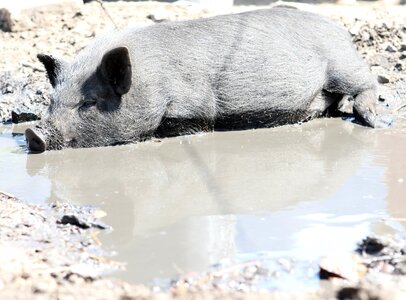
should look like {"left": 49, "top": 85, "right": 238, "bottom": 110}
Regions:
{"left": 25, "top": 7, "right": 389, "bottom": 152}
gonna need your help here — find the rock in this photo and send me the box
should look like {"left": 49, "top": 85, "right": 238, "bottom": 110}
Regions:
{"left": 57, "top": 207, "right": 109, "bottom": 230}
{"left": 371, "top": 66, "right": 391, "bottom": 84}
{"left": 400, "top": 54, "right": 406, "bottom": 60}
{"left": 384, "top": 43, "right": 397, "bottom": 53}
{"left": 356, "top": 237, "right": 385, "bottom": 255}
{"left": 11, "top": 109, "right": 40, "bottom": 123}
{"left": 319, "top": 254, "right": 367, "bottom": 282}
{"left": 58, "top": 215, "right": 91, "bottom": 230}
{"left": 354, "top": 236, "right": 406, "bottom": 275}
{"left": 378, "top": 75, "right": 390, "bottom": 84}
{"left": 349, "top": 22, "right": 363, "bottom": 36}
{"left": 360, "top": 31, "right": 370, "bottom": 42}
{"left": 0, "top": 8, "right": 12, "bottom": 32}
{"left": 336, "top": 287, "right": 380, "bottom": 300}
{"left": 395, "top": 62, "right": 403, "bottom": 71}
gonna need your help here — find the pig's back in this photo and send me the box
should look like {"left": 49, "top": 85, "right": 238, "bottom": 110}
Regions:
{"left": 130, "top": 8, "right": 353, "bottom": 123}
{"left": 72, "top": 8, "right": 355, "bottom": 128}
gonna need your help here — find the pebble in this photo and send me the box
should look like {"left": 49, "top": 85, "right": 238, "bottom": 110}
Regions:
{"left": 384, "top": 43, "right": 397, "bottom": 53}
{"left": 395, "top": 62, "right": 403, "bottom": 71}
{"left": 377, "top": 75, "right": 390, "bottom": 84}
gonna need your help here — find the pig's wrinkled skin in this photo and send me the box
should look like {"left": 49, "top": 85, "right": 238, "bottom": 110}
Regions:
{"left": 26, "top": 7, "right": 389, "bottom": 152}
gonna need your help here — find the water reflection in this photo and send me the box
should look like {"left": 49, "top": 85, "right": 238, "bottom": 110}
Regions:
{"left": 1, "top": 119, "right": 405, "bottom": 284}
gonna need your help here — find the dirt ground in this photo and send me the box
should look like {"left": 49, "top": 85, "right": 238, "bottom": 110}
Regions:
{"left": 1, "top": 1, "right": 406, "bottom": 299}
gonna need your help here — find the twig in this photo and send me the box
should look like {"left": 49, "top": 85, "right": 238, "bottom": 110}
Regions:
{"left": 0, "top": 190, "right": 16, "bottom": 199}
{"left": 95, "top": 0, "right": 118, "bottom": 29}
{"left": 394, "top": 104, "right": 406, "bottom": 112}
{"left": 363, "top": 255, "right": 406, "bottom": 265}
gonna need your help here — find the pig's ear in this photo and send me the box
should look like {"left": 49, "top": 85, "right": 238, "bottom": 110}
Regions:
{"left": 98, "top": 47, "right": 132, "bottom": 96}
{"left": 37, "top": 54, "right": 65, "bottom": 88}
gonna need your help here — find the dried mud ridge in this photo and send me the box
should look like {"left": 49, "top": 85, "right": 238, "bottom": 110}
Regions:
{"left": 2, "top": 193, "right": 406, "bottom": 300}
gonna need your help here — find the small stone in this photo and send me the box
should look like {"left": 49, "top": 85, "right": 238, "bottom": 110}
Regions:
{"left": 384, "top": 43, "right": 397, "bottom": 53}
{"left": 400, "top": 44, "right": 406, "bottom": 52}
{"left": 3, "top": 84, "right": 13, "bottom": 94}
{"left": 0, "top": 8, "right": 12, "bottom": 32}
{"left": 349, "top": 23, "right": 362, "bottom": 36}
{"left": 395, "top": 63, "right": 403, "bottom": 71}
{"left": 337, "top": 287, "right": 374, "bottom": 300}
{"left": 400, "top": 54, "right": 406, "bottom": 60}
{"left": 377, "top": 75, "right": 390, "bottom": 84}
{"left": 357, "top": 237, "right": 385, "bottom": 255}
{"left": 319, "top": 254, "right": 367, "bottom": 281}
{"left": 361, "top": 31, "right": 370, "bottom": 42}
{"left": 58, "top": 215, "right": 90, "bottom": 229}
{"left": 11, "top": 110, "right": 41, "bottom": 123}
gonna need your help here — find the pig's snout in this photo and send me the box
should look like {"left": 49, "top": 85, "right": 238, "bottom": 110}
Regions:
{"left": 25, "top": 128, "right": 46, "bottom": 153}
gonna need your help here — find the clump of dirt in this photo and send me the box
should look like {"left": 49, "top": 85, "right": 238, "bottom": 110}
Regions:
{"left": 356, "top": 237, "right": 406, "bottom": 275}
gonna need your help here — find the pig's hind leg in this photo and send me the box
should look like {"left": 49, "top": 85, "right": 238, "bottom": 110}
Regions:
{"left": 306, "top": 89, "right": 342, "bottom": 120}
{"left": 324, "top": 57, "right": 392, "bottom": 128}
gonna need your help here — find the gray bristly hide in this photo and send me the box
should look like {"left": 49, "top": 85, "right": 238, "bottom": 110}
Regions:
{"left": 27, "top": 7, "right": 389, "bottom": 151}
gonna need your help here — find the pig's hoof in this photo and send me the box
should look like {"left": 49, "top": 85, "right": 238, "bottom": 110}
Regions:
{"left": 374, "top": 115, "right": 393, "bottom": 128}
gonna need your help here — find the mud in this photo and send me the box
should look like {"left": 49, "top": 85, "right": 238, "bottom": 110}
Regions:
{"left": 2, "top": 192, "right": 406, "bottom": 299}
{"left": 0, "top": 192, "right": 158, "bottom": 300}
{"left": 1, "top": 1, "right": 406, "bottom": 299}
{"left": 3, "top": 118, "right": 406, "bottom": 299}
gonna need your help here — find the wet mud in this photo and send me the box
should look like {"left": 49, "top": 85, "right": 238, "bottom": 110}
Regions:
{"left": 3, "top": 118, "right": 406, "bottom": 299}
{"left": 0, "top": 192, "right": 156, "bottom": 300}
{"left": 1, "top": 1, "right": 406, "bottom": 299}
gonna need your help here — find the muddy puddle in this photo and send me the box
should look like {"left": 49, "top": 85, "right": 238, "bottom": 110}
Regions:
{"left": 2, "top": 118, "right": 406, "bottom": 290}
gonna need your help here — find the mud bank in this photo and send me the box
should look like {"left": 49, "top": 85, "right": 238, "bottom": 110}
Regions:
{"left": 0, "top": 192, "right": 158, "bottom": 299}
{"left": 2, "top": 192, "right": 406, "bottom": 300}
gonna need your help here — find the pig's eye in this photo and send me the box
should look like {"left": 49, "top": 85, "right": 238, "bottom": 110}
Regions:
{"left": 79, "top": 99, "right": 97, "bottom": 110}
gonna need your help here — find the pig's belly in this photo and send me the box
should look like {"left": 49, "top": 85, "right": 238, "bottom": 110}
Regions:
{"left": 213, "top": 107, "right": 311, "bottom": 130}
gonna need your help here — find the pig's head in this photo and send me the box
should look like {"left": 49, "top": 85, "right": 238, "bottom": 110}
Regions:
{"left": 25, "top": 47, "right": 136, "bottom": 152}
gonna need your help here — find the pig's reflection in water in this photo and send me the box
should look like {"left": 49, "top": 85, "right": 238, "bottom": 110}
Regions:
{"left": 26, "top": 119, "right": 378, "bottom": 282}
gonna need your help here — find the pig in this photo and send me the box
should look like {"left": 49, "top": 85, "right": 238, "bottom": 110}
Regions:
{"left": 25, "top": 7, "right": 390, "bottom": 152}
